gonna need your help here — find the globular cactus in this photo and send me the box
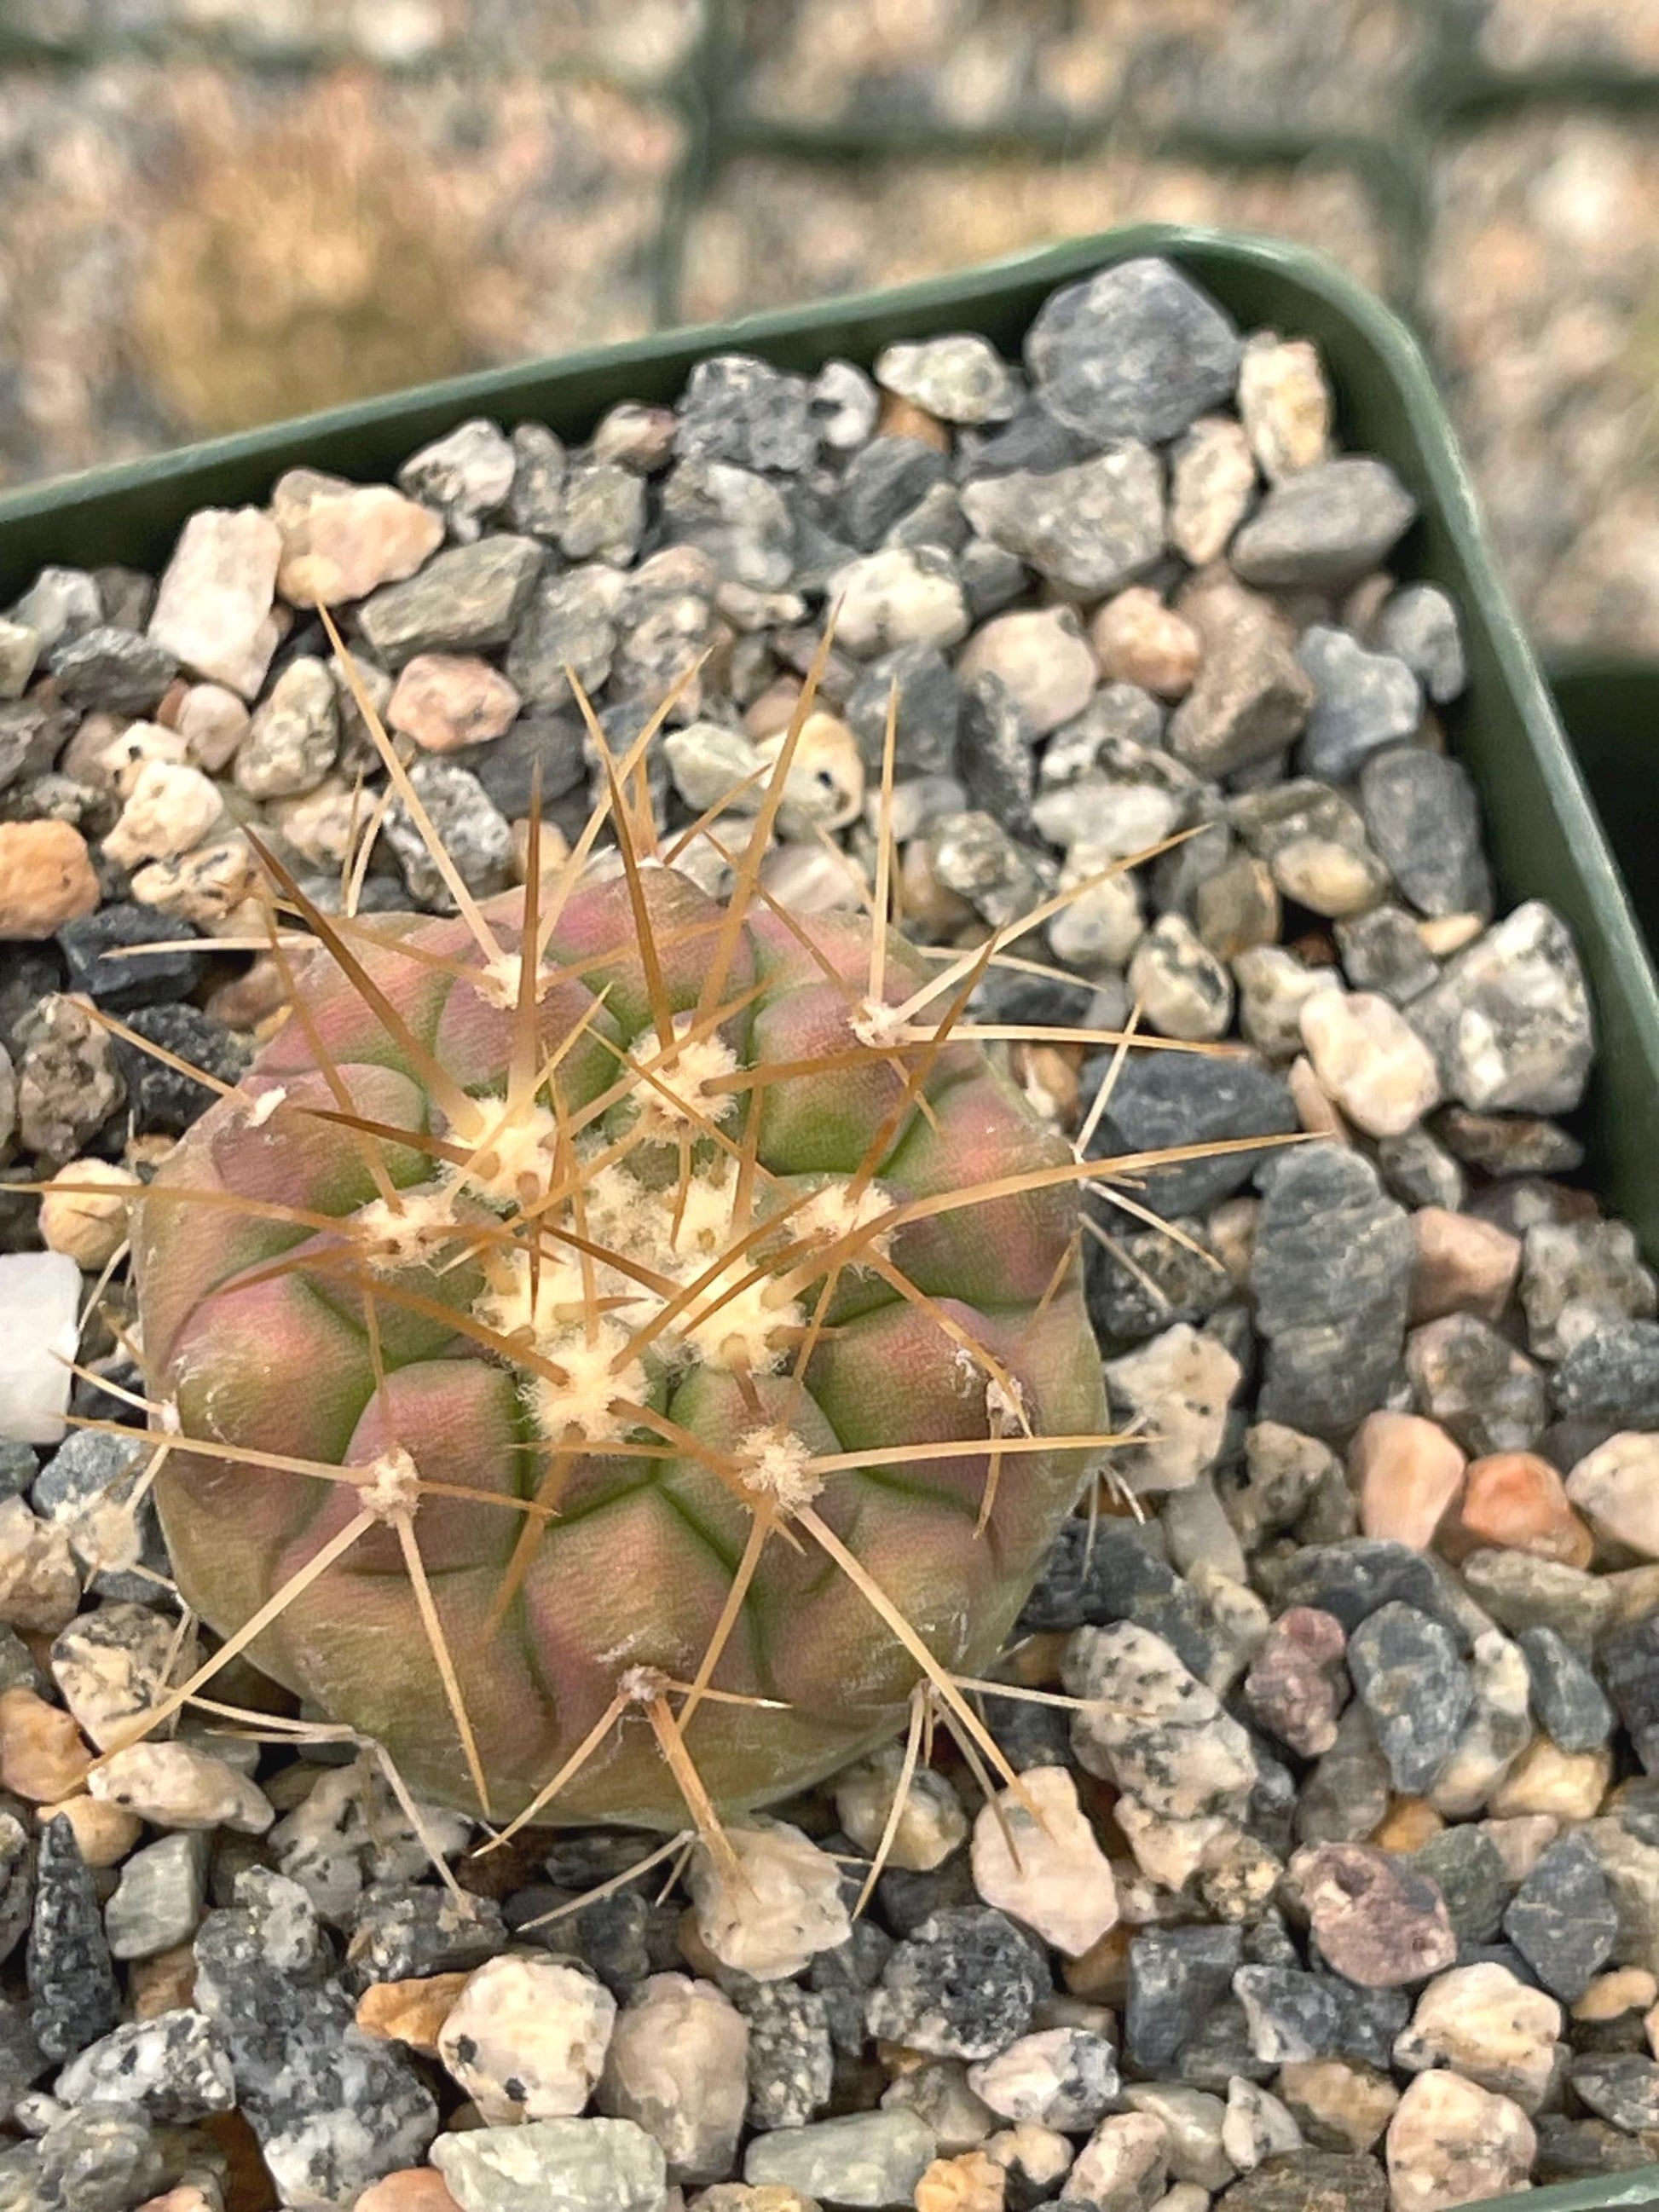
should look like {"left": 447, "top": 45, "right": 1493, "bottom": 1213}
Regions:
{"left": 127, "top": 701, "right": 1110, "bottom": 1834}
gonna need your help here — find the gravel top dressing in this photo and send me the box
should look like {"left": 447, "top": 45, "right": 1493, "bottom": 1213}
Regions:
{"left": 0, "top": 251, "right": 1656, "bottom": 2212}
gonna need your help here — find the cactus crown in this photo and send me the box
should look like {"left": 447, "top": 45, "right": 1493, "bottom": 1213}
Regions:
{"left": 76, "top": 627, "right": 1255, "bottom": 1863}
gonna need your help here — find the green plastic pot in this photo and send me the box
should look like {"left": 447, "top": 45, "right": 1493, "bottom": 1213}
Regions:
{"left": 1549, "top": 655, "right": 1659, "bottom": 961}
{"left": 3, "top": 230, "right": 1659, "bottom": 2210}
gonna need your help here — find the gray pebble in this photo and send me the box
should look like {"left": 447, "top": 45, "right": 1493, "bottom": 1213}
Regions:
{"left": 104, "top": 1833, "right": 210, "bottom": 1961}
{"left": 841, "top": 437, "right": 949, "bottom": 551}
{"left": 345, "top": 1880, "right": 506, "bottom": 1985}
{"left": 846, "top": 642, "right": 960, "bottom": 776}
{"left": 1294, "top": 626, "right": 1420, "bottom": 780}
{"left": 1570, "top": 2053, "right": 1659, "bottom": 2134}
{"left": 30, "top": 2101, "right": 164, "bottom": 2212}
{"left": 1026, "top": 257, "right": 1241, "bottom": 445}
{"left": 385, "top": 759, "right": 513, "bottom": 910}
{"left": 1347, "top": 1601, "right": 1472, "bottom": 1793}
{"left": 1602, "top": 1612, "right": 1659, "bottom": 1772}
{"left": 1405, "top": 1313, "right": 1548, "bottom": 1458}
{"left": 1358, "top": 748, "right": 1490, "bottom": 920}
{"left": 195, "top": 1868, "right": 436, "bottom": 2208}
{"left": 1552, "top": 1320, "right": 1659, "bottom": 1431}
{"left": 506, "top": 564, "right": 620, "bottom": 711}
{"left": 961, "top": 448, "right": 1164, "bottom": 598}
{"left": 1505, "top": 1833, "right": 1618, "bottom": 2000}
{"left": 26, "top": 1816, "right": 119, "bottom": 2067}
{"left": 746, "top": 2108, "right": 935, "bottom": 2207}
{"left": 1335, "top": 904, "right": 1439, "bottom": 1003}
{"left": 557, "top": 459, "right": 648, "bottom": 566}
{"left": 47, "top": 627, "right": 176, "bottom": 714}
{"left": 432, "top": 2115, "right": 668, "bottom": 2212}
{"left": 1376, "top": 1127, "right": 1467, "bottom": 1213}
{"left": 397, "top": 418, "right": 515, "bottom": 540}
{"left": 1410, "top": 1826, "right": 1510, "bottom": 1943}
{"left": 662, "top": 459, "right": 795, "bottom": 589}
{"left": 1127, "top": 1926, "right": 1244, "bottom": 2071}
{"left": 1376, "top": 583, "right": 1465, "bottom": 703}
{"left": 1409, "top": 901, "right": 1593, "bottom": 1115}
{"left": 10, "top": 569, "right": 101, "bottom": 654}
{"left": 504, "top": 420, "right": 569, "bottom": 537}
{"left": 1231, "top": 458, "right": 1415, "bottom": 589}
{"left": 677, "top": 353, "right": 818, "bottom": 476}
{"left": 1251, "top": 1146, "right": 1413, "bottom": 1438}
{"left": 55, "top": 2007, "right": 234, "bottom": 2123}
{"left": 1079, "top": 1048, "right": 1298, "bottom": 1216}
{"left": 958, "top": 671, "right": 1035, "bottom": 836}
{"left": 735, "top": 1981, "right": 834, "bottom": 2131}
{"left": 865, "top": 1907, "right": 1047, "bottom": 2062}
{"left": 1519, "top": 1625, "right": 1613, "bottom": 1753}
{"left": 358, "top": 534, "right": 545, "bottom": 665}
{"left": 876, "top": 334, "right": 1018, "bottom": 424}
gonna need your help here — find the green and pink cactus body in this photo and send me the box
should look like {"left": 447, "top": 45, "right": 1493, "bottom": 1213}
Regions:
{"left": 133, "top": 861, "right": 1106, "bottom": 1826}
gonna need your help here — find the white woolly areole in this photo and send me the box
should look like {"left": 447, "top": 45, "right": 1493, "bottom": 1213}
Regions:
{"left": 788, "top": 1177, "right": 897, "bottom": 1269}
{"left": 850, "top": 998, "right": 911, "bottom": 1050}
{"left": 451, "top": 1097, "right": 558, "bottom": 1207}
{"left": 986, "top": 1374, "right": 1027, "bottom": 1431}
{"left": 350, "top": 1185, "right": 460, "bottom": 1273}
{"left": 632, "top": 1013, "right": 741, "bottom": 1134}
{"left": 618, "top": 1663, "right": 671, "bottom": 1704}
{"left": 734, "top": 1426, "right": 822, "bottom": 1513}
{"left": 361, "top": 1445, "right": 421, "bottom": 1522}
{"left": 243, "top": 1085, "right": 286, "bottom": 1129}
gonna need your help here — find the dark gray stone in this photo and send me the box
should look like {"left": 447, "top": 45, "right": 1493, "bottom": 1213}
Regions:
{"left": 1085, "top": 1213, "right": 1230, "bottom": 1344}
{"left": 1569, "top": 2053, "right": 1659, "bottom": 2134}
{"left": 1294, "top": 627, "right": 1420, "bottom": 781}
{"left": 864, "top": 1908, "right": 1048, "bottom": 2062}
{"left": 114, "top": 1003, "right": 248, "bottom": 1138}
{"left": 452, "top": 710, "right": 587, "bottom": 817}
{"left": 1125, "top": 1925, "right": 1244, "bottom": 2072}
{"left": 958, "top": 670, "right": 1035, "bottom": 837}
{"left": 56, "top": 904, "right": 206, "bottom": 1014}
{"left": 1358, "top": 748, "right": 1490, "bottom": 920}
{"left": 1025, "top": 257, "right": 1241, "bottom": 445}
{"left": 1268, "top": 1540, "right": 1448, "bottom": 1635}
{"left": 1375, "top": 1128, "right": 1467, "bottom": 1213}
{"left": 357, "top": 535, "right": 545, "bottom": 665}
{"left": 1231, "top": 459, "right": 1415, "bottom": 589}
{"left": 1217, "top": 2152, "right": 1388, "bottom": 2212}
{"left": 1079, "top": 1048, "right": 1298, "bottom": 1217}
{"left": 1503, "top": 1833, "right": 1618, "bottom": 2001}
{"left": 1376, "top": 584, "right": 1465, "bottom": 704}
{"left": 1410, "top": 1826, "right": 1509, "bottom": 1944}
{"left": 33, "top": 1425, "right": 167, "bottom": 1603}
{"left": 676, "top": 354, "right": 817, "bottom": 476}
{"left": 1251, "top": 1146, "right": 1413, "bottom": 1438}
{"left": 1405, "top": 1313, "right": 1548, "bottom": 1458}
{"left": 1016, "top": 1516, "right": 1215, "bottom": 1680}
{"left": 1347, "top": 1602, "right": 1472, "bottom": 1793}
{"left": 1232, "top": 1964, "right": 1343, "bottom": 2063}
{"left": 841, "top": 438, "right": 950, "bottom": 551}
{"left": 1602, "top": 1612, "right": 1659, "bottom": 1774}
{"left": 845, "top": 643, "right": 960, "bottom": 776}
{"left": 385, "top": 759, "right": 514, "bottom": 911}
{"left": 1519, "top": 1625, "right": 1614, "bottom": 1753}
{"left": 735, "top": 1981, "right": 834, "bottom": 2130}
{"left": 345, "top": 1880, "right": 506, "bottom": 1986}
{"left": 1552, "top": 1320, "right": 1659, "bottom": 1429}
{"left": 505, "top": 565, "right": 618, "bottom": 712}
{"left": 26, "top": 1816, "right": 119, "bottom": 2067}
{"left": 1334, "top": 905, "right": 1439, "bottom": 1004}
{"left": 48, "top": 626, "right": 176, "bottom": 713}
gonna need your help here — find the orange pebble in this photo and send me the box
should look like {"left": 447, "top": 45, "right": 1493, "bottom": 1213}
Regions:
{"left": 1444, "top": 1452, "right": 1594, "bottom": 1568}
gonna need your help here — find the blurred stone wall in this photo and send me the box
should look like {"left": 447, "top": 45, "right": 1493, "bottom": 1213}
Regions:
{"left": 0, "top": 0, "right": 1655, "bottom": 652}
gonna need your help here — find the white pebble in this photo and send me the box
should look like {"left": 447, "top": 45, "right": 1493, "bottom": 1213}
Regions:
{"left": 597, "top": 1972, "right": 748, "bottom": 2184}
{"left": 970, "top": 1765, "right": 1119, "bottom": 1957}
{"left": 440, "top": 1953, "right": 616, "bottom": 2123}
{"left": 88, "top": 1741, "right": 274, "bottom": 1834}
{"left": 688, "top": 1818, "right": 852, "bottom": 1981}
{"left": 0, "top": 1251, "right": 84, "bottom": 1445}
{"left": 834, "top": 1742, "right": 968, "bottom": 1873}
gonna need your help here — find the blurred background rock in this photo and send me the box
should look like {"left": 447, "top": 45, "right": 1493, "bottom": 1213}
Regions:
{"left": 0, "top": 0, "right": 1654, "bottom": 653}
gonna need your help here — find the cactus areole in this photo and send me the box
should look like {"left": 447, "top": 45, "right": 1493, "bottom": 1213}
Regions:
{"left": 134, "top": 852, "right": 1107, "bottom": 1828}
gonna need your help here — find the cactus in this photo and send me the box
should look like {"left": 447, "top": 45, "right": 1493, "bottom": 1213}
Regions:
{"left": 118, "top": 669, "right": 1131, "bottom": 1839}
